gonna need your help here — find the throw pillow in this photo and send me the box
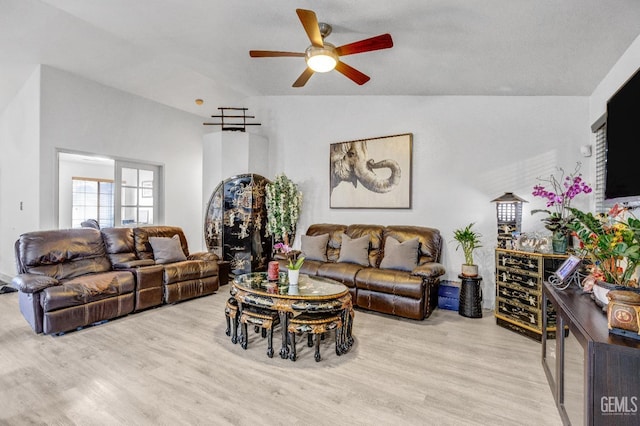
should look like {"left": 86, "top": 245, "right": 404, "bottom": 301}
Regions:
{"left": 380, "top": 236, "right": 419, "bottom": 271}
{"left": 301, "top": 233, "right": 330, "bottom": 262}
{"left": 149, "top": 234, "right": 187, "bottom": 264}
{"left": 337, "top": 233, "right": 370, "bottom": 266}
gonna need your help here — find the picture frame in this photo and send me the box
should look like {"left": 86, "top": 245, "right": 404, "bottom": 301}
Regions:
{"left": 330, "top": 133, "right": 412, "bottom": 209}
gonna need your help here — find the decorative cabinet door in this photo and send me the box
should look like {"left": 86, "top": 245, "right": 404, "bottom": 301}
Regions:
{"left": 204, "top": 174, "right": 271, "bottom": 275}
{"left": 495, "top": 248, "right": 567, "bottom": 341}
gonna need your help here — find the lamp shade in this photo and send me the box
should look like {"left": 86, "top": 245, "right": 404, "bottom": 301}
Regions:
{"left": 491, "top": 192, "right": 527, "bottom": 249}
{"left": 491, "top": 192, "right": 528, "bottom": 204}
{"left": 305, "top": 44, "right": 338, "bottom": 73}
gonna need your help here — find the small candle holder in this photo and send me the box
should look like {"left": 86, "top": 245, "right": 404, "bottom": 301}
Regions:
{"left": 267, "top": 261, "right": 279, "bottom": 281}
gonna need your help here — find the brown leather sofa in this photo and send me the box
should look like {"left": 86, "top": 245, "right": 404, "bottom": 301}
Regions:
{"left": 13, "top": 226, "right": 221, "bottom": 335}
{"left": 102, "top": 226, "right": 221, "bottom": 306}
{"left": 13, "top": 228, "right": 136, "bottom": 334}
{"left": 280, "top": 224, "right": 446, "bottom": 320}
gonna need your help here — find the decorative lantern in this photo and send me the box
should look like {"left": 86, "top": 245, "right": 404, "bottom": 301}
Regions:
{"left": 491, "top": 192, "right": 527, "bottom": 249}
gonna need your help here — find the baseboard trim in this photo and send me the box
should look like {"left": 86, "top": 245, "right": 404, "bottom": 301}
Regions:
{"left": 0, "top": 272, "right": 13, "bottom": 285}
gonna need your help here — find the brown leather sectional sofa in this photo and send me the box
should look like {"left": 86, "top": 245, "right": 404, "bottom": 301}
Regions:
{"left": 12, "top": 226, "right": 222, "bottom": 335}
{"left": 280, "top": 224, "right": 446, "bottom": 320}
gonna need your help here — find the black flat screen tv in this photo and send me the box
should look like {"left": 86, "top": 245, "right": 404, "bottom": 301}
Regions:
{"left": 605, "top": 66, "right": 640, "bottom": 203}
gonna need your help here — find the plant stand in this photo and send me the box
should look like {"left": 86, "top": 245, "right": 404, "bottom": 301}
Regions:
{"left": 458, "top": 274, "right": 482, "bottom": 318}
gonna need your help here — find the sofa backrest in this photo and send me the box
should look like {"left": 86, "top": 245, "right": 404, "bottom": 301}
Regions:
{"left": 15, "top": 228, "right": 111, "bottom": 280}
{"left": 101, "top": 227, "right": 137, "bottom": 265}
{"left": 134, "top": 226, "right": 190, "bottom": 260}
{"left": 383, "top": 225, "right": 442, "bottom": 265}
{"left": 345, "top": 224, "right": 385, "bottom": 267}
{"left": 306, "top": 224, "right": 347, "bottom": 262}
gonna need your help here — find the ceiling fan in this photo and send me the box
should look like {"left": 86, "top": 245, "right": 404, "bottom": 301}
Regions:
{"left": 249, "top": 9, "right": 393, "bottom": 87}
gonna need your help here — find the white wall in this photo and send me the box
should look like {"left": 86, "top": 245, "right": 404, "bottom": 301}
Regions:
{"left": 202, "top": 131, "right": 270, "bottom": 233}
{"left": 203, "top": 131, "right": 269, "bottom": 200}
{"left": 250, "top": 95, "right": 591, "bottom": 308}
{"left": 0, "top": 66, "right": 41, "bottom": 281}
{"left": 37, "top": 67, "right": 209, "bottom": 253}
{"left": 0, "top": 66, "right": 217, "bottom": 279}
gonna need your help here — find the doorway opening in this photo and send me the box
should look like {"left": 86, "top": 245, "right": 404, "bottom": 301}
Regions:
{"left": 58, "top": 152, "right": 163, "bottom": 229}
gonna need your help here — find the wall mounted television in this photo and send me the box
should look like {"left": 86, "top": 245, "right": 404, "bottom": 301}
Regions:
{"left": 605, "top": 66, "right": 640, "bottom": 204}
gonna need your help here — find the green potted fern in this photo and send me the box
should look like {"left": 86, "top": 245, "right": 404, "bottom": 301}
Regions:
{"left": 453, "top": 223, "right": 483, "bottom": 277}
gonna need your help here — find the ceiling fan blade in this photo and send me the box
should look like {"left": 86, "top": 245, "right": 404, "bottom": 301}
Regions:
{"left": 335, "top": 61, "right": 370, "bottom": 85}
{"left": 335, "top": 33, "right": 394, "bottom": 56}
{"left": 250, "top": 50, "right": 305, "bottom": 58}
{"left": 296, "top": 9, "right": 323, "bottom": 48}
{"left": 292, "top": 68, "right": 315, "bottom": 87}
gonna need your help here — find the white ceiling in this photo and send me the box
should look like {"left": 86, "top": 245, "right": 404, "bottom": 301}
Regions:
{"left": 2, "top": 0, "right": 640, "bottom": 118}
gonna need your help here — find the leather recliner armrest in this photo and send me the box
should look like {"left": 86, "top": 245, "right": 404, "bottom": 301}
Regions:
{"left": 188, "top": 251, "right": 219, "bottom": 262}
{"left": 411, "top": 262, "right": 446, "bottom": 279}
{"left": 112, "top": 259, "right": 156, "bottom": 269}
{"left": 12, "top": 273, "right": 59, "bottom": 293}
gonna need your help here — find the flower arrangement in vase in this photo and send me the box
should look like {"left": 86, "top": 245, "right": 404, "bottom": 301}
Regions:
{"left": 531, "top": 162, "right": 592, "bottom": 253}
{"left": 570, "top": 205, "right": 640, "bottom": 333}
{"left": 569, "top": 204, "right": 640, "bottom": 288}
{"left": 265, "top": 173, "right": 302, "bottom": 247}
{"left": 273, "top": 243, "right": 305, "bottom": 285}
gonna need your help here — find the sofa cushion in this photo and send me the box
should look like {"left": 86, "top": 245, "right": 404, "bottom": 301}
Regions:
{"left": 41, "top": 270, "right": 135, "bottom": 312}
{"left": 301, "top": 233, "right": 330, "bottom": 262}
{"left": 355, "top": 268, "right": 425, "bottom": 299}
{"left": 306, "top": 224, "right": 347, "bottom": 262}
{"left": 101, "top": 227, "right": 138, "bottom": 265}
{"left": 316, "top": 262, "right": 365, "bottom": 288}
{"left": 380, "top": 237, "right": 419, "bottom": 271}
{"left": 345, "top": 225, "right": 384, "bottom": 268}
{"left": 134, "top": 226, "right": 191, "bottom": 260}
{"left": 162, "top": 260, "right": 219, "bottom": 285}
{"left": 17, "top": 229, "right": 112, "bottom": 280}
{"left": 149, "top": 235, "right": 187, "bottom": 264}
{"left": 384, "top": 226, "right": 442, "bottom": 264}
{"left": 337, "top": 233, "right": 370, "bottom": 266}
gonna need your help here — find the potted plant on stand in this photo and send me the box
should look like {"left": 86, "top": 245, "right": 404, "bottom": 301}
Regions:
{"left": 453, "top": 223, "right": 482, "bottom": 277}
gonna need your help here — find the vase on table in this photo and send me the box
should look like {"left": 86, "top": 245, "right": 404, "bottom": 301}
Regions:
{"left": 592, "top": 281, "right": 640, "bottom": 312}
{"left": 552, "top": 231, "right": 568, "bottom": 254}
{"left": 288, "top": 269, "right": 300, "bottom": 286}
{"left": 607, "top": 290, "right": 640, "bottom": 340}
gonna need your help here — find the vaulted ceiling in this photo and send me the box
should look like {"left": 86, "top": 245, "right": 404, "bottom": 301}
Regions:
{"left": 2, "top": 0, "right": 640, "bottom": 117}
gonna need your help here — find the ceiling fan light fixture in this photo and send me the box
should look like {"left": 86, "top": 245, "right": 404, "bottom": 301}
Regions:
{"left": 305, "top": 44, "right": 338, "bottom": 73}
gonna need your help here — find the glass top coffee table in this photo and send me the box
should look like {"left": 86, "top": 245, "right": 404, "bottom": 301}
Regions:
{"left": 231, "top": 272, "right": 354, "bottom": 359}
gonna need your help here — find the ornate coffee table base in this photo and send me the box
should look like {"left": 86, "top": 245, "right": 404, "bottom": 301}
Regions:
{"left": 230, "top": 273, "right": 355, "bottom": 361}
{"left": 279, "top": 311, "right": 290, "bottom": 359}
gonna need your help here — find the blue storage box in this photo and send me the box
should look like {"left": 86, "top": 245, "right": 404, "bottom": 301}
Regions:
{"left": 438, "top": 280, "right": 460, "bottom": 311}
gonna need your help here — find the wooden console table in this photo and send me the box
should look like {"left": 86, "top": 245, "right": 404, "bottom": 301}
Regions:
{"left": 542, "top": 282, "right": 640, "bottom": 425}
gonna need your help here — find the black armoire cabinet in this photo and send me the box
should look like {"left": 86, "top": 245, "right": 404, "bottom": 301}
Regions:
{"left": 204, "top": 174, "right": 271, "bottom": 275}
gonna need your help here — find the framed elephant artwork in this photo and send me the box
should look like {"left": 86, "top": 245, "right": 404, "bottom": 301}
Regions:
{"left": 330, "top": 133, "right": 412, "bottom": 209}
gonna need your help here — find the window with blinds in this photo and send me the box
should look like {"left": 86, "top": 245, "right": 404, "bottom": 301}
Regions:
{"left": 594, "top": 124, "right": 606, "bottom": 213}
{"left": 72, "top": 177, "right": 115, "bottom": 228}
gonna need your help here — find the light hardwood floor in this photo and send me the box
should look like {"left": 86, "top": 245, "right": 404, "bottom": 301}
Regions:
{"left": 0, "top": 287, "right": 562, "bottom": 425}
